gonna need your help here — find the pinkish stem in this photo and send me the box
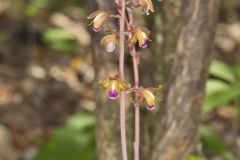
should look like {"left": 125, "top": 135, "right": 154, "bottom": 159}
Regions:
{"left": 132, "top": 48, "right": 140, "bottom": 160}
{"left": 126, "top": 8, "right": 140, "bottom": 160}
{"left": 119, "top": 0, "right": 128, "bottom": 160}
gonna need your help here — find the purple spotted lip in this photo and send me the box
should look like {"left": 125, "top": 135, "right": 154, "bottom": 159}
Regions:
{"left": 108, "top": 90, "right": 118, "bottom": 100}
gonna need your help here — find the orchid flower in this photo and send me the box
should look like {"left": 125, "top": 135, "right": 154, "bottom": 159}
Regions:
{"left": 100, "top": 34, "right": 118, "bottom": 52}
{"left": 128, "top": 26, "right": 151, "bottom": 49}
{"left": 139, "top": 0, "right": 154, "bottom": 15}
{"left": 99, "top": 75, "right": 129, "bottom": 100}
{"left": 142, "top": 89, "right": 156, "bottom": 110}
{"left": 135, "top": 85, "right": 163, "bottom": 110}
{"left": 87, "top": 10, "right": 120, "bottom": 32}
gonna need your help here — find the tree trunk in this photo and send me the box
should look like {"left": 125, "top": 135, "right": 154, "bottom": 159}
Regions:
{"left": 151, "top": 0, "right": 220, "bottom": 160}
{"left": 87, "top": 1, "right": 121, "bottom": 160}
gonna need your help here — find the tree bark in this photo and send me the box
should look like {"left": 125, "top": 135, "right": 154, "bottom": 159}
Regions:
{"left": 151, "top": 0, "right": 220, "bottom": 160}
{"left": 87, "top": 1, "right": 121, "bottom": 160}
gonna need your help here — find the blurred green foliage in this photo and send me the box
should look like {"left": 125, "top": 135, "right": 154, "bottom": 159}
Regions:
{"left": 185, "top": 155, "right": 205, "bottom": 160}
{"left": 34, "top": 112, "right": 96, "bottom": 160}
{"left": 203, "top": 60, "right": 240, "bottom": 113}
{"left": 43, "top": 27, "right": 77, "bottom": 53}
{"left": 25, "top": 0, "right": 48, "bottom": 16}
{"left": 200, "top": 125, "right": 236, "bottom": 160}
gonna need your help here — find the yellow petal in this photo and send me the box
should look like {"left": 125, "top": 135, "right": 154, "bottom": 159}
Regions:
{"left": 99, "top": 78, "right": 110, "bottom": 89}
{"left": 139, "top": 0, "right": 154, "bottom": 15}
{"left": 128, "top": 35, "right": 138, "bottom": 46}
{"left": 93, "top": 13, "right": 107, "bottom": 29}
{"left": 100, "top": 35, "right": 117, "bottom": 52}
{"left": 146, "top": 0, "right": 154, "bottom": 12}
{"left": 118, "top": 79, "right": 129, "bottom": 91}
{"left": 136, "top": 26, "right": 150, "bottom": 35}
{"left": 136, "top": 30, "right": 148, "bottom": 47}
{"left": 87, "top": 10, "right": 104, "bottom": 19}
{"left": 143, "top": 89, "right": 155, "bottom": 106}
{"left": 100, "top": 35, "right": 116, "bottom": 46}
{"left": 109, "top": 80, "right": 118, "bottom": 91}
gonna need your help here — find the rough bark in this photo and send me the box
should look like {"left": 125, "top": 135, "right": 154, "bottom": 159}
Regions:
{"left": 151, "top": 0, "right": 220, "bottom": 160}
{"left": 87, "top": 1, "right": 121, "bottom": 160}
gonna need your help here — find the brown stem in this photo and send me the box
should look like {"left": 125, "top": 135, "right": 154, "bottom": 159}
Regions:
{"left": 119, "top": 0, "right": 128, "bottom": 159}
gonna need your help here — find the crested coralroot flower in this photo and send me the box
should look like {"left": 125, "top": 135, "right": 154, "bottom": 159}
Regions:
{"left": 100, "top": 34, "right": 118, "bottom": 52}
{"left": 128, "top": 26, "right": 150, "bottom": 49}
{"left": 139, "top": 0, "right": 154, "bottom": 15}
{"left": 136, "top": 85, "right": 163, "bottom": 110}
{"left": 99, "top": 75, "right": 129, "bottom": 100}
{"left": 87, "top": 10, "right": 120, "bottom": 32}
{"left": 141, "top": 89, "right": 156, "bottom": 110}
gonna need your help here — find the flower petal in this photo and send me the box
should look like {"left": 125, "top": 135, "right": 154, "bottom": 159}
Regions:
{"left": 100, "top": 35, "right": 117, "bottom": 52}
{"left": 118, "top": 79, "right": 129, "bottom": 91}
{"left": 106, "top": 43, "right": 116, "bottom": 52}
{"left": 128, "top": 35, "right": 138, "bottom": 47}
{"left": 139, "top": 0, "right": 154, "bottom": 15}
{"left": 93, "top": 13, "right": 107, "bottom": 32}
{"left": 99, "top": 78, "right": 110, "bottom": 89}
{"left": 136, "top": 30, "right": 148, "bottom": 48}
{"left": 143, "top": 89, "right": 155, "bottom": 107}
{"left": 87, "top": 10, "right": 104, "bottom": 19}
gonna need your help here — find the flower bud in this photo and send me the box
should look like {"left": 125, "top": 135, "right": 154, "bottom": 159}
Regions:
{"left": 87, "top": 11, "right": 109, "bottom": 32}
{"left": 100, "top": 35, "right": 118, "bottom": 52}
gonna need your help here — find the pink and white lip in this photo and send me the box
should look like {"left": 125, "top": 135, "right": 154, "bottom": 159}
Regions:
{"left": 93, "top": 27, "right": 100, "bottom": 32}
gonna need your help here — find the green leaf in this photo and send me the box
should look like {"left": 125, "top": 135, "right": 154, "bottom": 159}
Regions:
{"left": 232, "top": 63, "right": 240, "bottom": 80}
{"left": 25, "top": 0, "right": 48, "bottom": 16}
{"left": 199, "top": 125, "right": 236, "bottom": 160}
{"left": 34, "top": 112, "right": 95, "bottom": 160}
{"left": 205, "top": 80, "right": 230, "bottom": 97}
{"left": 203, "top": 80, "right": 240, "bottom": 113}
{"left": 209, "top": 60, "right": 236, "bottom": 83}
{"left": 43, "top": 28, "right": 77, "bottom": 53}
{"left": 185, "top": 155, "right": 205, "bottom": 160}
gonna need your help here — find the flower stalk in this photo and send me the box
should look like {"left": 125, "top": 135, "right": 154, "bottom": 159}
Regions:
{"left": 126, "top": 8, "right": 140, "bottom": 160}
{"left": 119, "top": 0, "right": 128, "bottom": 160}
{"left": 132, "top": 48, "right": 140, "bottom": 160}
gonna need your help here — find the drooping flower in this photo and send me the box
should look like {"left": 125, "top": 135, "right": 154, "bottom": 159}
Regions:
{"left": 136, "top": 85, "right": 163, "bottom": 110}
{"left": 139, "top": 0, "right": 154, "bottom": 15}
{"left": 87, "top": 11, "right": 109, "bottom": 32}
{"left": 87, "top": 10, "right": 120, "bottom": 32}
{"left": 128, "top": 26, "right": 151, "bottom": 49}
{"left": 142, "top": 89, "right": 156, "bottom": 110}
{"left": 99, "top": 75, "right": 129, "bottom": 100}
{"left": 100, "top": 34, "right": 118, "bottom": 52}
